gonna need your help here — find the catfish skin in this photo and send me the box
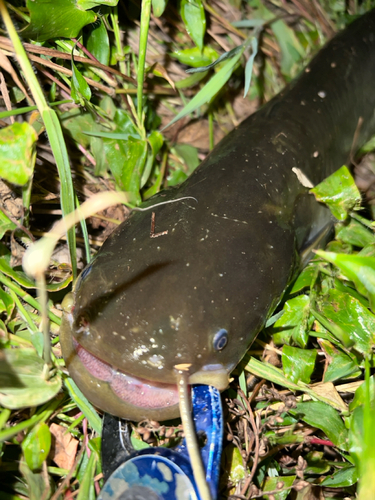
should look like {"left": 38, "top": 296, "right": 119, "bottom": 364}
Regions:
{"left": 61, "top": 10, "right": 375, "bottom": 421}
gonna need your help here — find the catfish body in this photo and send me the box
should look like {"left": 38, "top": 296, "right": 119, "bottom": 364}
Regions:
{"left": 61, "top": 10, "right": 375, "bottom": 421}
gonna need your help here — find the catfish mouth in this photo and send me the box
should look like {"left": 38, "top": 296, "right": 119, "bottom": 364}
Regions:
{"left": 72, "top": 338, "right": 180, "bottom": 410}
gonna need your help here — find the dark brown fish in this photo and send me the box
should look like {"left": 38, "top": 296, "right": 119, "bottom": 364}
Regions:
{"left": 61, "top": 9, "right": 375, "bottom": 421}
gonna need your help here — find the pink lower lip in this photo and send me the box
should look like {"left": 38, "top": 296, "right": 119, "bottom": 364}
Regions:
{"left": 73, "top": 339, "right": 180, "bottom": 410}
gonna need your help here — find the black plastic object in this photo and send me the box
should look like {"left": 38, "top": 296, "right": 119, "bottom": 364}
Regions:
{"left": 99, "top": 385, "right": 223, "bottom": 500}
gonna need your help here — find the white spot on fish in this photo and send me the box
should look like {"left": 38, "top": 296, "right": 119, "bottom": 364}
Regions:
{"left": 170, "top": 316, "right": 181, "bottom": 331}
{"left": 112, "top": 331, "right": 118, "bottom": 336}
{"left": 133, "top": 345, "right": 149, "bottom": 359}
{"left": 147, "top": 355, "right": 164, "bottom": 369}
{"left": 313, "top": 151, "right": 319, "bottom": 158}
{"left": 318, "top": 91, "right": 326, "bottom": 98}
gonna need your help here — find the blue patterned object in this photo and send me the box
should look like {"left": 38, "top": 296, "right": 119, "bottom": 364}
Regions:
{"left": 99, "top": 385, "right": 223, "bottom": 500}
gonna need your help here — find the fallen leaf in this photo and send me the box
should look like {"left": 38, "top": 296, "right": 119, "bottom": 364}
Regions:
{"left": 49, "top": 423, "right": 78, "bottom": 470}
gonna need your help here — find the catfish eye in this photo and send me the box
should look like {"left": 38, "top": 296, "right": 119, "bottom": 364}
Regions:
{"left": 213, "top": 329, "right": 228, "bottom": 351}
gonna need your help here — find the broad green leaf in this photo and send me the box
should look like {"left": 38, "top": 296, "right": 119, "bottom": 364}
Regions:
{"left": 316, "top": 251, "right": 375, "bottom": 312}
{"left": 262, "top": 475, "right": 295, "bottom": 500}
{"left": 131, "top": 432, "right": 151, "bottom": 450}
{"left": 319, "top": 339, "right": 361, "bottom": 383}
{"left": 180, "top": 0, "right": 206, "bottom": 52}
{"left": 88, "top": 436, "right": 101, "bottom": 455}
{"left": 113, "top": 108, "right": 139, "bottom": 136}
{"left": 224, "top": 445, "right": 246, "bottom": 485}
{"left": 85, "top": 18, "right": 110, "bottom": 66}
{"left": 22, "top": 422, "right": 51, "bottom": 471}
{"left": 152, "top": 0, "right": 168, "bottom": 17}
{"left": 311, "top": 166, "right": 361, "bottom": 221}
{"left": 311, "top": 307, "right": 355, "bottom": 348}
{"left": 172, "top": 46, "right": 218, "bottom": 67}
{"left": 321, "top": 466, "right": 358, "bottom": 487}
{"left": 0, "top": 122, "right": 37, "bottom": 186}
{"left": 78, "top": 0, "right": 118, "bottom": 9}
{"left": 360, "top": 242, "right": 375, "bottom": 257}
{"left": 282, "top": 345, "right": 317, "bottom": 384}
{"left": 0, "top": 349, "right": 61, "bottom": 409}
{"left": 0, "top": 210, "right": 17, "bottom": 240}
{"left": 62, "top": 107, "right": 106, "bottom": 147}
{"left": 23, "top": 0, "right": 97, "bottom": 42}
{"left": 289, "top": 264, "right": 317, "bottom": 293}
{"left": 185, "top": 44, "right": 244, "bottom": 74}
{"left": 350, "top": 377, "right": 375, "bottom": 411}
{"left": 325, "top": 239, "right": 352, "bottom": 254}
{"left": 71, "top": 56, "right": 92, "bottom": 105}
{"left": 173, "top": 144, "right": 200, "bottom": 173}
{"left": 334, "top": 278, "right": 369, "bottom": 308}
{"left": 360, "top": 134, "right": 375, "bottom": 154}
{"left": 103, "top": 136, "right": 147, "bottom": 203}
{"left": 318, "top": 288, "right": 375, "bottom": 354}
{"left": 272, "top": 295, "right": 311, "bottom": 347}
{"left": 290, "top": 401, "right": 348, "bottom": 450}
{"left": 304, "top": 451, "right": 330, "bottom": 475}
{"left": 335, "top": 219, "right": 374, "bottom": 248}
